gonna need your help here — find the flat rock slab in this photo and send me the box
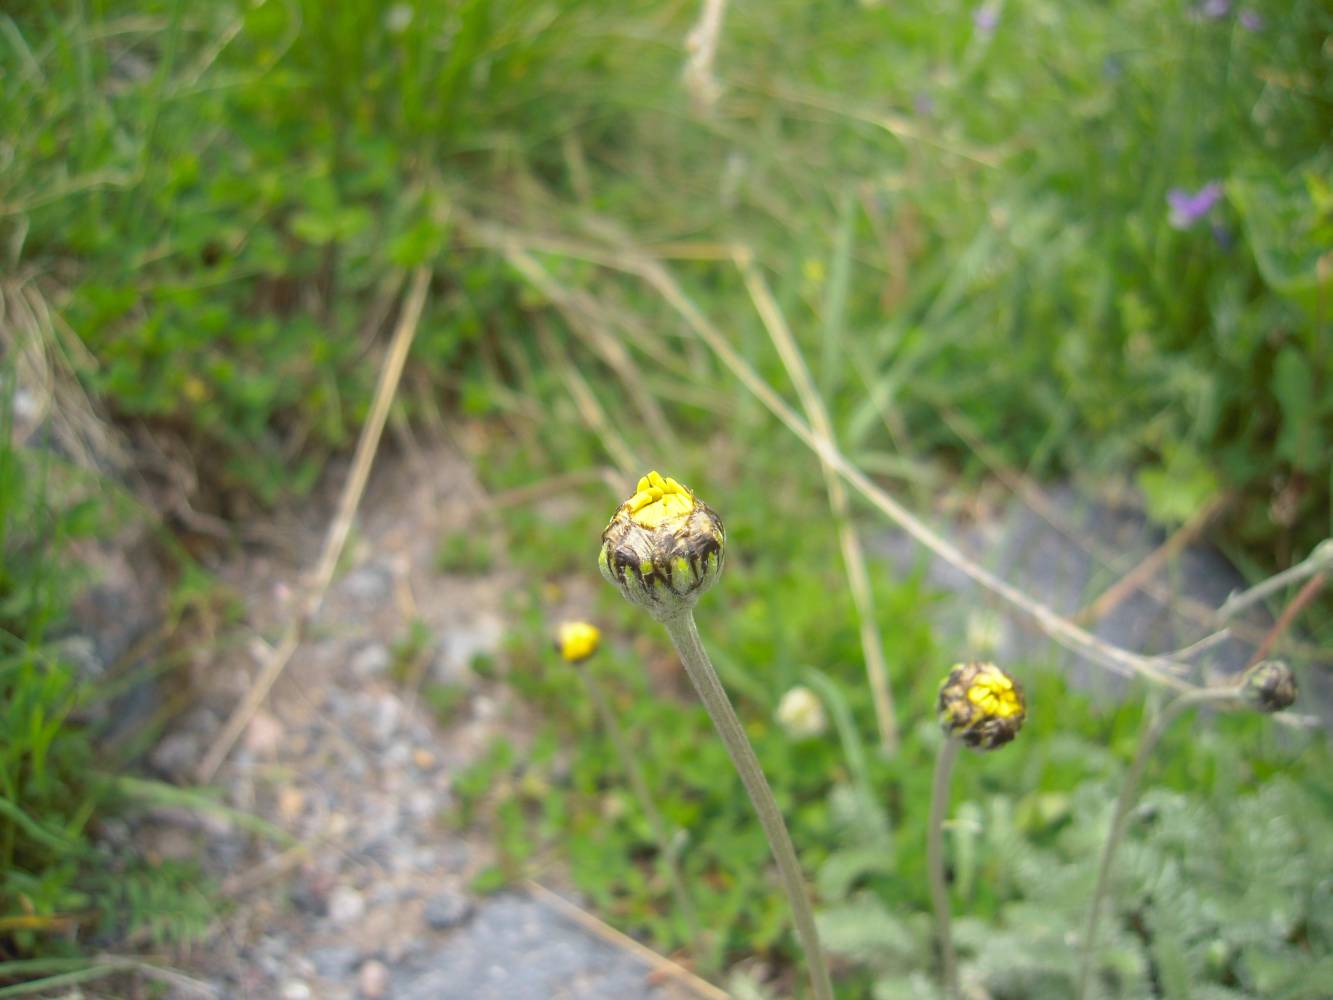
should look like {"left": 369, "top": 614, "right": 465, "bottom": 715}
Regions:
{"left": 395, "top": 894, "right": 689, "bottom": 1000}
{"left": 872, "top": 483, "right": 1329, "bottom": 719}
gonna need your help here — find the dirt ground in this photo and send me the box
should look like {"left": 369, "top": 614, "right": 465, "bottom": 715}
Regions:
{"left": 133, "top": 443, "right": 702, "bottom": 1000}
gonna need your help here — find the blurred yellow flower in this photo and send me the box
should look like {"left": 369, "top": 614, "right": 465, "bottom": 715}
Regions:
{"left": 555, "top": 621, "right": 601, "bottom": 663}
{"left": 937, "top": 661, "right": 1026, "bottom": 751}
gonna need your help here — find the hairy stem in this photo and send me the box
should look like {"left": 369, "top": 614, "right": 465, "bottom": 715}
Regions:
{"left": 662, "top": 611, "right": 835, "bottom": 1000}
{"left": 927, "top": 738, "right": 962, "bottom": 999}
{"left": 1075, "top": 688, "right": 1237, "bottom": 1000}
{"left": 579, "top": 668, "right": 706, "bottom": 959}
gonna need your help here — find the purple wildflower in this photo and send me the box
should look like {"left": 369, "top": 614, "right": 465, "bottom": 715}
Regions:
{"left": 1199, "top": 0, "right": 1230, "bottom": 18}
{"left": 913, "top": 92, "right": 936, "bottom": 117}
{"left": 1239, "top": 9, "right": 1263, "bottom": 30}
{"left": 973, "top": 4, "right": 999, "bottom": 35}
{"left": 1167, "top": 182, "right": 1224, "bottom": 229}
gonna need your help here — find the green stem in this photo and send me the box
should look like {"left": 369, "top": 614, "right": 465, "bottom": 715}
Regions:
{"left": 662, "top": 612, "right": 835, "bottom": 1000}
{"left": 579, "top": 668, "right": 706, "bottom": 959}
{"left": 927, "top": 738, "right": 962, "bottom": 1000}
{"left": 1075, "top": 688, "right": 1237, "bottom": 1000}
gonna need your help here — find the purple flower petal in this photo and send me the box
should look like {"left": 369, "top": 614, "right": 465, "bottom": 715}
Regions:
{"left": 1200, "top": 0, "right": 1230, "bottom": 18}
{"left": 1240, "top": 9, "right": 1263, "bottom": 30}
{"left": 973, "top": 5, "right": 999, "bottom": 34}
{"left": 1167, "top": 182, "right": 1224, "bottom": 229}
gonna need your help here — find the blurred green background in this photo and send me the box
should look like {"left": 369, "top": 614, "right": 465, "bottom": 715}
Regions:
{"left": 2, "top": 0, "right": 1329, "bottom": 996}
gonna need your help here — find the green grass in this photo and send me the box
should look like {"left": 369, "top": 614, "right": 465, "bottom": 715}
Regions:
{"left": 1, "top": 0, "right": 1329, "bottom": 991}
{"left": 0, "top": 398, "right": 215, "bottom": 972}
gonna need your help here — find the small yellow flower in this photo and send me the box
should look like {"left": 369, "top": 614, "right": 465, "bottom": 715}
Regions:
{"left": 555, "top": 621, "right": 602, "bottom": 664}
{"left": 1239, "top": 659, "right": 1297, "bottom": 713}
{"left": 776, "top": 686, "right": 827, "bottom": 740}
{"left": 937, "top": 661, "right": 1026, "bottom": 751}
{"left": 599, "top": 471, "right": 725, "bottom": 621}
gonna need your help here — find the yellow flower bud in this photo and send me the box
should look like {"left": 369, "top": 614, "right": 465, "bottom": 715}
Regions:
{"left": 555, "top": 621, "right": 602, "bottom": 664}
{"left": 1240, "top": 659, "right": 1297, "bottom": 713}
{"left": 775, "top": 686, "right": 827, "bottom": 740}
{"left": 937, "top": 661, "right": 1026, "bottom": 751}
{"left": 599, "top": 471, "right": 725, "bottom": 621}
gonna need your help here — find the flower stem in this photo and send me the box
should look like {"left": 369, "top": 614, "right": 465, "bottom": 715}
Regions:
{"left": 927, "top": 738, "right": 961, "bottom": 999}
{"left": 662, "top": 611, "right": 835, "bottom": 1000}
{"left": 1075, "top": 688, "right": 1237, "bottom": 1000}
{"left": 579, "top": 667, "right": 707, "bottom": 961}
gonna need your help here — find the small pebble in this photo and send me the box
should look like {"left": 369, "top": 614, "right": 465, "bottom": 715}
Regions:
{"left": 358, "top": 959, "right": 390, "bottom": 999}
{"left": 329, "top": 885, "right": 366, "bottom": 925}
{"left": 278, "top": 786, "right": 306, "bottom": 824}
{"left": 280, "top": 980, "right": 312, "bottom": 1000}
{"left": 423, "top": 890, "right": 473, "bottom": 931}
{"left": 244, "top": 710, "right": 283, "bottom": 757}
{"left": 351, "top": 643, "right": 391, "bottom": 678}
{"left": 412, "top": 747, "right": 437, "bottom": 770}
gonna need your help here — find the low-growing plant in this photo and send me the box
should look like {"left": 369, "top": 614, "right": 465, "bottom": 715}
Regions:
{"left": 0, "top": 397, "right": 213, "bottom": 969}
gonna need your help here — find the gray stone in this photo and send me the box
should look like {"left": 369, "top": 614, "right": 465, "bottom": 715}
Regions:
{"left": 339, "top": 564, "right": 393, "bottom": 605}
{"left": 432, "top": 616, "right": 504, "bottom": 682}
{"left": 423, "top": 890, "right": 473, "bottom": 931}
{"left": 328, "top": 886, "right": 366, "bottom": 925}
{"left": 397, "top": 894, "right": 678, "bottom": 999}
{"left": 871, "top": 484, "right": 1257, "bottom": 696}
{"left": 310, "top": 945, "right": 361, "bottom": 978}
{"left": 350, "top": 642, "right": 391, "bottom": 678}
{"left": 148, "top": 731, "right": 202, "bottom": 780}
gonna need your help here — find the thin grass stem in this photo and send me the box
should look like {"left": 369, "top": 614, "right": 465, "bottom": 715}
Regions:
{"left": 1075, "top": 688, "right": 1237, "bottom": 1000}
{"left": 927, "top": 738, "right": 962, "bottom": 999}
{"left": 661, "top": 611, "right": 835, "bottom": 1000}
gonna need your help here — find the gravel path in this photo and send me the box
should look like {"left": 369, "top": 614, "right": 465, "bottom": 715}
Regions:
{"left": 140, "top": 446, "right": 696, "bottom": 1000}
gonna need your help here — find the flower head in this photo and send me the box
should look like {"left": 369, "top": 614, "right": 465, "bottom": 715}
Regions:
{"left": 555, "top": 621, "right": 601, "bottom": 664}
{"left": 938, "top": 661, "right": 1026, "bottom": 751}
{"left": 1167, "top": 182, "right": 1224, "bottom": 229}
{"left": 973, "top": 4, "right": 999, "bottom": 35}
{"left": 599, "top": 471, "right": 725, "bottom": 621}
{"left": 1239, "top": 9, "right": 1263, "bottom": 30}
{"left": 1240, "top": 659, "right": 1297, "bottom": 713}
{"left": 776, "top": 686, "right": 827, "bottom": 740}
{"left": 1199, "top": 0, "right": 1230, "bottom": 18}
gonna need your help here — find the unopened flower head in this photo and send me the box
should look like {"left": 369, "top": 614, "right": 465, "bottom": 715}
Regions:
{"left": 599, "top": 472, "right": 725, "bottom": 621}
{"left": 937, "top": 661, "right": 1026, "bottom": 751}
{"left": 776, "top": 686, "right": 827, "bottom": 740}
{"left": 1240, "top": 659, "right": 1297, "bottom": 713}
{"left": 555, "top": 621, "right": 601, "bottom": 664}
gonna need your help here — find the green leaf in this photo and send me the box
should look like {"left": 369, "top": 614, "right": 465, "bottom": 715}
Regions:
{"left": 1138, "top": 447, "right": 1221, "bottom": 526}
{"left": 1271, "top": 346, "right": 1320, "bottom": 473}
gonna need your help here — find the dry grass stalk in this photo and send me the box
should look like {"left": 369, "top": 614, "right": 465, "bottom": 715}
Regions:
{"left": 682, "top": 0, "right": 728, "bottom": 113}
{"left": 524, "top": 880, "right": 732, "bottom": 1000}
{"left": 1243, "top": 572, "right": 1326, "bottom": 669}
{"left": 536, "top": 320, "right": 640, "bottom": 477}
{"left": 196, "top": 266, "right": 432, "bottom": 782}
{"left": 734, "top": 249, "right": 900, "bottom": 754}
{"left": 1074, "top": 493, "right": 1229, "bottom": 626}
